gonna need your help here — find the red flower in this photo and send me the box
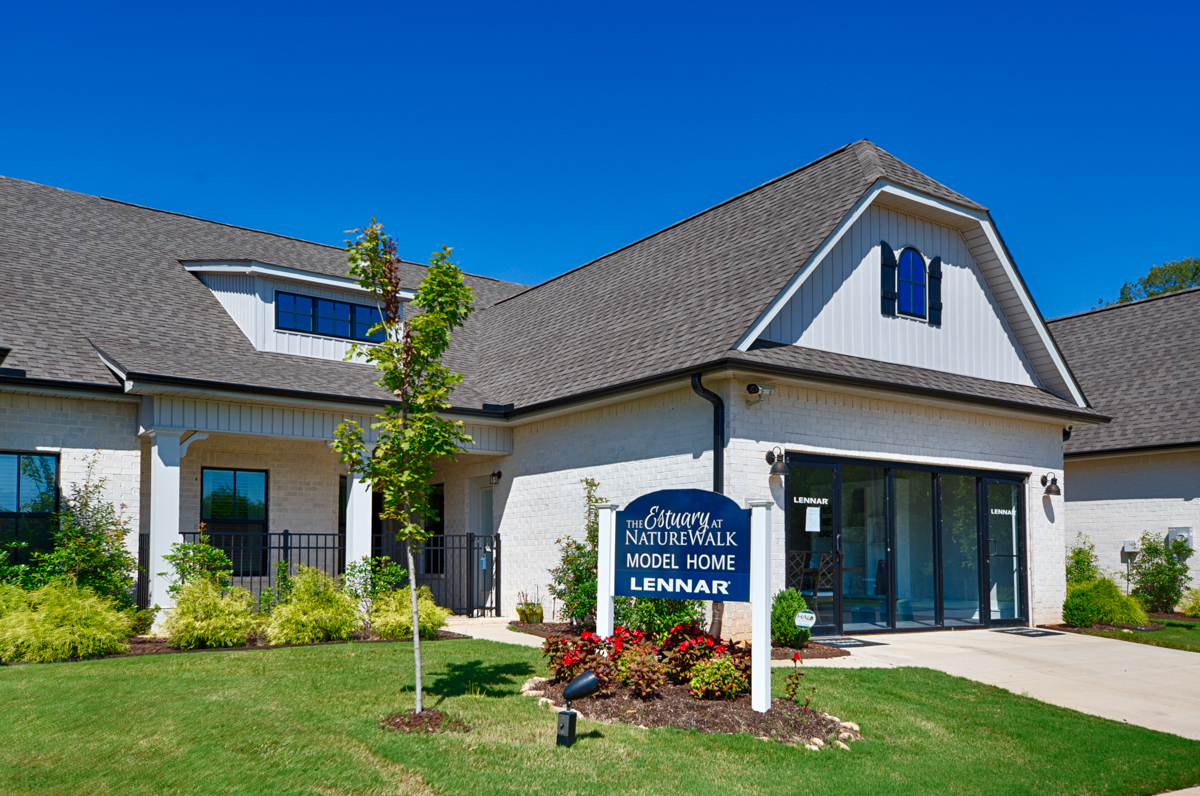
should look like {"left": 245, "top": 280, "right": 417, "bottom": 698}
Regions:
{"left": 705, "top": 638, "right": 714, "bottom": 647}
{"left": 792, "top": 652, "right": 802, "bottom": 662}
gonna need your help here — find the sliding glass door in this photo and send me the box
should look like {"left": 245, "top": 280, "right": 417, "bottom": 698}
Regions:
{"left": 786, "top": 455, "right": 1027, "bottom": 635}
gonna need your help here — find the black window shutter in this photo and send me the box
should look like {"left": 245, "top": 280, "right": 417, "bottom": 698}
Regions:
{"left": 928, "top": 256, "right": 943, "bottom": 326}
{"left": 880, "top": 241, "right": 897, "bottom": 316}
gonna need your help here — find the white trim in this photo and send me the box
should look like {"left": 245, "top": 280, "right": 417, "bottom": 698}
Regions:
{"left": 184, "top": 261, "right": 415, "bottom": 300}
{"left": 1064, "top": 445, "right": 1200, "bottom": 462}
{"left": 735, "top": 181, "right": 1087, "bottom": 408}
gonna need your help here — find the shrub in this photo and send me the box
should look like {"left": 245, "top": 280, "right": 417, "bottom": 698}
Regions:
{"left": 371, "top": 586, "right": 451, "bottom": 640}
{"left": 265, "top": 566, "right": 360, "bottom": 645}
{"left": 615, "top": 597, "right": 703, "bottom": 640}
{"left": 34, "top": 458, "right": 138, "bottom": 609}
{"left": 162, "top": 527, "right": 233, "bottom": 597}
{"left": 771, "top": 587, "right": 811, "bottom": 648}
{"left": 1130, "top": 531, "right": 1194, "bottom": 613}
{"left": 127, "top": 606, "right": 158, "bottom": 635}
{"left": 0, "top": 582, "right": 30, "bottom": 618}
{"left": 1066, "top": 533, "right": 1100, "bottom": 585}
{"left": 617, "top": 641, "right": 665, "bottom": 698}
{"left": 343, "top": 555, "right": 409, "bottom": 622}
{"left": 0, "top": 581, "right": 133, "bottom": 663}
{"left": 163, "top": 579, "right": 258, "bottom": 650}
{"left": 659, "top": 622, "right": 749, "bottom": 683}
{"left": 547, "top": 478, "right": 603, "bottom": 623}
{"left": 542, "top": 631, "right": 616, "bottom": 694}
{"left": 1179, "top": 588, "right": 1200, "bottom": 618}
{"left": 1062, "top": 578, "right": 1149, "bottom": 628}
{"left": 688, "top": 655, "right": 747, "bottom": 700}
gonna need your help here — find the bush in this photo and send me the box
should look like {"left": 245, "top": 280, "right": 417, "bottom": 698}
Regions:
{"left": 659, "top": 622, "right": 749, "bottom": 683}
{"left": 688, "top": 655, "right": 747, "bottom": 700}
{"left": 162, "top": 527, "right": 234, "bottom": 597}
{"left": 617, "top": 641, "right": 665, "bottom": 698}
{"left": 343, "top": 555, "right": 408, "bottom": 623}
{"left": 163, "top": 579, "right": 258, "bottom": 650}
{"left": 1130, "top": 532, "right": 1194, "bottom": 613}
{"left": 0, "top": 581, "right": 133, "bottom": 663}
{"left": 1066, "top": 533, "right": 1100, "bottom": 585}
{"left": 127, "top": 606, "right": 158, "bottom": 635}
{"left": 1062, "top": 578, "right": 1149, "bottom": 628}
{"left": 370, "top": 586, "right": 451, "bottom": 640}
{"left": 771, "top": 588, "right": 810, "bottom": 648}
{"left": 1180, "top": 588, "right": 1200, "bottom": 618}
{"left": 615, "top": 597, "right": 703, "bottom": 640}
{"left": 265, "top": 566, "right": 360, "bottom": 645}
{"left": 547, "top": 478, "right": 603, "bottom": 623}
{"left": 0, "top": 582, "right": 29, "bottom": 618}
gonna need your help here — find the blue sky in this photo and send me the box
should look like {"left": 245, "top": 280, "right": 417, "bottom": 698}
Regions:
{"left": 1, "top": 2, "right": 1196, "bottom": 318}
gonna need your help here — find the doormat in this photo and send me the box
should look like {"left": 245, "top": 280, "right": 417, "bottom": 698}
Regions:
{"left": 813, "top": 637, "right": 888, "bottom": 648}
{"left": 995, "top": 628, "right": 1064, "bottom": 638}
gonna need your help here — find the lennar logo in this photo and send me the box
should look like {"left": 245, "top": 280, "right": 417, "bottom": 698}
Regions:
{"left": 991, "top": 508, "right": 1015, "bottom": 516}
{"left": 793, "top": 497, "right": 829, "bottom": 505}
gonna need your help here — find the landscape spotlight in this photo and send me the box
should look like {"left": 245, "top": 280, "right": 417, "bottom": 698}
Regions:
{"left": 1040, "top": 473, "right": 1061, "bottom": 496}
{"left": 557, "top": 670, "right": 599, "bottom": 747}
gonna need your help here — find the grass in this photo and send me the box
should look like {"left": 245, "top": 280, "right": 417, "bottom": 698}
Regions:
{"left": 1, "top": 639, "right": 1198, "bottom": 796}
{"left": 1086, "top": 616, "right": 1200, "bottom": 653}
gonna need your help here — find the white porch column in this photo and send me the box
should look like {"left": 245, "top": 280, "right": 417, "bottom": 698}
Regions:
{"left": 147, "top": 429, "right": 183, "bottom": 616}
{"left": 748, "top": 499, "right": 773, "bottom": 713}
{"left": 345, "top": 470, "right": 373, "bottom": 565}
{"left": 595, "top": 503, "right": 618, "bottom": 637}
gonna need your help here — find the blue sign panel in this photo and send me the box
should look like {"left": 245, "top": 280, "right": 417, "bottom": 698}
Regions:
{"left": 615, "top": 489, "right": 750, "bottom": 603}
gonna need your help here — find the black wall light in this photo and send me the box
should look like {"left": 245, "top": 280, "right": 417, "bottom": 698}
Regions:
{"left": 489, "top": 470, "right": 502, "bottom": 485}
{"left": 766, "top": 447, "right": 788, "bottom": 477}
{"left": 557, "top": 670, "right": 600, "bottom": 746}
{"left": 1040, "top": 473, "right": 1061, "bottom": 496}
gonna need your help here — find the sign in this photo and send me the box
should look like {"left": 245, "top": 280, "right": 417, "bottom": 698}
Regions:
{"left": 615, "top": 489, "right": 751, "bottom": 602}
{"left": 794, "top": 610, "right": 817, "bottom": 629}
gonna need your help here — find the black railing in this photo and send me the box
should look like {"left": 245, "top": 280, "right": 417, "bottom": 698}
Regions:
{"left": 136, "top": 533, "right": 150, "bottom": 610}
{"left": 181, "top": 529, "right": 345, "bottom": 601}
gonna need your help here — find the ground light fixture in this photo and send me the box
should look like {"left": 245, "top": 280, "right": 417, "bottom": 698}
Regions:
{"left": 489, "top": 470, "right": 502, "bottom": 485}
{"left": 766, "top": 447, "right": 788, "bottom": 477}
{"left": 557, "top": 670, "right": 600, "bottom": 746}
{"left": 1040, "top": 473, "right": 1061, "bottom": 496}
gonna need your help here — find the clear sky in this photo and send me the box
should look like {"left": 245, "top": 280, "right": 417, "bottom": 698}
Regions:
{"left": 2, "top": 2, "right": 1196, "bottom": 318}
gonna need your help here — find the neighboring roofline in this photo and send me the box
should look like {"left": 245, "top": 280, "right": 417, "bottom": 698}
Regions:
{"left": 488, "top": 142, "right": 859, "bottom": 309}
{"left": 1047, "top": 285, "right": 1200, "bottom": 324}
{"left": 733, "top": 180, "right": 1090, "bottom": 409}
{"left": 182, "top": 260, "right": 416, "bottom": 299}
{"left": 1065, "top": 440, "right": 1200, "bottom": 461}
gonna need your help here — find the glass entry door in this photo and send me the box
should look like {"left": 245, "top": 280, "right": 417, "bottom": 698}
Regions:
{"left": 786, "top": 464, "right": 838, "bottom": 635}
{"left": 984, "top": 480, "right": 1025, "bottom": 625}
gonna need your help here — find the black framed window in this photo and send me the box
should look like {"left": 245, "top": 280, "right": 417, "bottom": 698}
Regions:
{"left": 897, "top": 248, "right": 927, "bottom": 318}
{"left": 201, "top": 468, "right": 268, "bottom": 577}
{"left": 0, "top": 452, "right": 58, "bottom": 566}
{"left": 275, "top": 291, "right": 384, "bottom": 342}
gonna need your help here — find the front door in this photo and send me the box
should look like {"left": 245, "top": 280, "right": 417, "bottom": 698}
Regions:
{"left": 983, "top": 480, "right": 1026, "bottom": 626}
{"left": 786, "top": 464, "right": 840, "bottom": 636}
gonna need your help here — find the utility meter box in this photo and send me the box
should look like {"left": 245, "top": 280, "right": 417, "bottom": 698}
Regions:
{"left": 1122, "top": 539, "right": 1140, "bottom": 554}
{"left": 1167, "top": 527, "right": 1194, "bottom": 551}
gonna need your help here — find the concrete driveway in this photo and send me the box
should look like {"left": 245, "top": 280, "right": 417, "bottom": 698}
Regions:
{"left": 789, "top": 628, "right": 1200, "bottom": 740}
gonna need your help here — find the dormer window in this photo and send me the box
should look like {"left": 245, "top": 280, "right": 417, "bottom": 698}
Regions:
{"left": 276, "top": 291, "right": 384, "bottom": 343}
{"left": 897, "top": 248, "right": 926, "bottom": 318}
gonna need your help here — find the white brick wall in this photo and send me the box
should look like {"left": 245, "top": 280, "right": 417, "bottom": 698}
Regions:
{"left": 0, "top": 393, "right": 142, "bottom": 556}
{"left": 434, "top": 379, "right": 1068, "bottom": 633}
{"left": 1065, "top": 450, "right": 1200, "bottom": 585}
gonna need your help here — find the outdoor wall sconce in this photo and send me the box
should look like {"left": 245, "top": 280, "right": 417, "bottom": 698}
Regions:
{"left": 1040, "top": 473, "right": 1061, "bottom": 496}
{"left": 557, "top": 670, "right": 600, "bottom": 746}
{"left": 766, "top": 447, "right": 788, "bottom": 477}
{"left": 489, "top": 470, "right": 502, "bottom": 485}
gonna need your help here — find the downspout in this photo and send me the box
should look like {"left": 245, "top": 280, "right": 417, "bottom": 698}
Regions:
{"left": 690, "top": 373, "right": 724, "bottom": 493}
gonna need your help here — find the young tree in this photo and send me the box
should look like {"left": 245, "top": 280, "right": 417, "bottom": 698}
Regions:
{"left": 333, "top": 221, "right": 474, "bottom": 714}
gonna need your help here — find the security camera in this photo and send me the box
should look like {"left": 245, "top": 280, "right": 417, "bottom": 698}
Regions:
{"left": 746, "top": 383, "right": 776, "bottom": 396}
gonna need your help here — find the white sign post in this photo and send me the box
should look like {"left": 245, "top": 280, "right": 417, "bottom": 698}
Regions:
{"left": 748, "top": 499, "right": 773, "bottom": 713}
{"left": 595, "top": 503, "right": 618, "bottom": 639}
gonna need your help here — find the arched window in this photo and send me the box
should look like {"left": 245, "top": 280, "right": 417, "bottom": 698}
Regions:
{"left": 897, "top": 248, "right": 926, "bottom": 318}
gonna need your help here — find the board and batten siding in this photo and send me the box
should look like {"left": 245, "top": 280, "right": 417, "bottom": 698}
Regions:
{"left": 199, "top": 273, "right": 371, "bottom": 364}
{"left": 760, "top": 205, "right": 1041, "bottom": 387}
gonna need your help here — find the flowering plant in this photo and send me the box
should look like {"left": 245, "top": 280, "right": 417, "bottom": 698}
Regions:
{"left": 659, "top": 622, "right": 748, "bottom": 683}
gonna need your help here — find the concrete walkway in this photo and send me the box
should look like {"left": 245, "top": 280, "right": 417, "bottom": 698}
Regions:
{"left": 788, "top": 628, "right": 1200, "bottom": 741}
{"left": 445, "top": 616, "right": 544, "bottom": 648}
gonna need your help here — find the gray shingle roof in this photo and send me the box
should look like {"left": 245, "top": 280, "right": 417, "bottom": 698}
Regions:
{"left": 1049, "top": 288, "right": 1200, "bottom": 455}
{"left": 0, "top": 140, "right": 1087, "bottom": 423}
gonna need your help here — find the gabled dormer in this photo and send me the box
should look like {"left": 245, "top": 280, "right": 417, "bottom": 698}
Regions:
{"left": 184, "top": 261, "right": 413, "bottom": 364}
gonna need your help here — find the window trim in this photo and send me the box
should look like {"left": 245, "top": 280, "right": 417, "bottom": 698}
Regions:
{"left": 200, "top": 467, "right": 270, "bottom": 577}
{"left": 0, "top": 451, "right": 60, "bottom": 565}
{"left": 274, "top": 290, "right": 385, "bottom": 343}
{"left": 897, "top": 247, "right": 927, "bottom": 319}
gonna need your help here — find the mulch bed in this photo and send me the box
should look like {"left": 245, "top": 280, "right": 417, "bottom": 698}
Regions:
{"left": 539, "top": 680, "right": 845, "bottom": 745}
{"left": 508, "top": 621, "right": 849, "bottom": 660}
{"left": 380, "top": 709, "right": 470, "bottom": 734}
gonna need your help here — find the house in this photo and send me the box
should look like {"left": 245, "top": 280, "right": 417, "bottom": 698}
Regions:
{"left": 0, "top": 140, "right": 1105, "bottom": 636}
{"left": 1049, "top": 289, "right": 1200, "bottom": 586}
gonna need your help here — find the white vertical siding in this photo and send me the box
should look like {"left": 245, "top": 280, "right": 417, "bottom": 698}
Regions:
{"left": 199, "top": 274, "right": 257, "bottom": 345}
{"left": 761, "top": 206, "right": 1040, "bottom": 387}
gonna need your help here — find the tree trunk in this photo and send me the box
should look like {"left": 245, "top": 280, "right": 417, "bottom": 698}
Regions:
{"left": 406, "top": 540, "right": 423, "bottom": 713}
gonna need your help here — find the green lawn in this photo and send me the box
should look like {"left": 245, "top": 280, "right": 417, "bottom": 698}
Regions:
{"left": 1087, "top": 617, "right": 1200, "bottom": 653}
{"left": 2, "top": 639, "right": 1198, "bottom": 796}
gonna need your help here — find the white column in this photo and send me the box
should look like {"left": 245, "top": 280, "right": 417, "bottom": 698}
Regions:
{"left": 345, "top": 470, "right": 373, "bottom": 566}
{"left": 749, "top": 499, "right": 773, "bottom": 713}
{"left": 595, "top": 503, "right": 618, "bottom": 638}
{"left": 148, "top": 429, "right": 183, "bottom": 617}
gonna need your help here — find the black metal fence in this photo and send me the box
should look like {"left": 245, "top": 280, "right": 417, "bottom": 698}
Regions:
{"left": 162, "top": 529, "right": 499, "bottom": 616}
{"left": 137, "top": 533, "right": 150, "bottom": 610}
